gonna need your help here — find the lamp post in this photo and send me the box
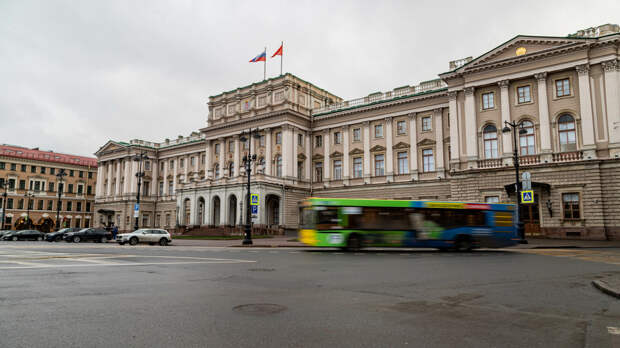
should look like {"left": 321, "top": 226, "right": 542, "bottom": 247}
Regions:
{"left": 502, "top": 121, "right": 528, "bottom": 243}
{"left": 133, "top": 152, "right": 149, "bottom": 231}
{"left": 1, "top": 180, "right": 8, "bottom": 230}
{"left": 240, "top": 128, "right": 261, "bottom": 245}
{"left": 24, "top": 191, "right": 35, "bottom": 229}
{"left": 55, "top": 169, "right": 67, "bottom": 231}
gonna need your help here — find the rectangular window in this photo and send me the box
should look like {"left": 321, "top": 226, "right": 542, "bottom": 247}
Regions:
{"left": 180, "top": 158, "right": 184, "bottom": 167}
{"left": 70, "top": 170, "right": 74, "bottom": 177}
{"left": 397, "top": 121, "right": 406, "bottom": 135}
{"left": 315, "top": 135, "right": 323, "bottom": 148}
{"left": 31, "top": 165, "right": 36, "bottom": 173}
{"left": 68, "top": 184, "right": 74, "bottom": 193}
{"left": 0, "top": 162, "right": 4, "bottom": 169}
{"left": 19, "top": 180, "right": 25, "bottom": 190}
{"left": 47, "top": 200, "right": 53, "bottom": 210}
{"left": 422, "top": 116, "right": 432, "bottom": 131}
{"left": 165, "top": 214, "right": 171, "bottom": 227}
{"left": 79, "top": 170, "right": 84, "bottom": 178}
{"left": 168, "top": 181, "right": 174, "bottom": 195}
{"left": 274, "top": 91, "right": 284, "bottom": 102}
{"left": 556, "top": 78, "right": 571, "bottom": 97}
{"left": 298, "top": 134, "right": 303, "bottom": 146}
{"left": 257, "top": 96, "right": 266, "bottom": 107}
{"left": 7, "top": 198, "right": 13, "bottom": 209}
{"left": 76, "top": 202, "right": 82, "bottom": 212}
{"left": 8, "top": 178, "right": 15, "bottom": 190}
{"left": 159, "top": 181, "right": 164, "bottom": 195}
{"left": 11, "top": 163, "right": 16, "bottom": 171}
{"left": 259, "top": 135, "right": 265, "bottom": 147}
{"left": 297, "top": 161, "right": 303, "bottom": 180}
{"left": 67, "top": 201, "right": 72, "bottom": 212}
{"left": 374, "top": 154, "right": 385, "bottom": 176}
{"left": 145, "top": 161, "right": 151, "bottom": 170}
{"left": 315, "top": 162, "right": 323, "bottom": 182}
{"left": 482, "top": 92, "right": 495, "bottom": 109}
{"left": 485, "top": 196, "right": 500, "bottom": 203}
{"left": 334, "top": 132, "right": 341, "bottom": 144}
{"left": 18, "top": 199, "right": 24, "bottom": 209}
{"left": 353, "top": 128, "right": 361, "bottom": 142}
{"left": 517, "top": 86, "right": 531, "bottom": 104}
{"left": 50, "top": 167, "right": 55, "bottom": 175}
{"left": 374, "top": 124, "right": 383, "bottom": 138}
{"left": 87, "top": 185, "right": 92, "bottom": 195}
{"left": 333, "top": 160, "right": 342, "bottom": 180}
{"left": 228, "top": 141, "right": 234, "bottom": 153}
{"left": 37, "top": 200, "right": 43, "bottom": 210}
{"left": 423, "top": 149, "right": 435, "bottom": 172}
{"left": 214, "top": 143, "right": 220, "bottom": 155}
{"left": 21, "top": 164, "right": 26, "bottom": 172}
{"left": 397, "top": 152, "right": 408, "bottom": 174}
{"left": 77, "top": 184, "right": 83, "bottom": 194}
{"left": 86, "top": 202, "right": 91, "bottom": 212}
{"left": 562, "top": 193, "right": 580, "bottom": 220}
{"left": 275, "top": 132, "right": 282, "bottom": 145}
{"left": 49, "top": 182, "right": 55, "bottom": 192}
{"left": 40, "top": 167, "right": 46, "bottom": 174}
{"left": 353, "top": 157, "right": 363, "bottom": 178}
{"left": 88, "top": 171, "right": 92, "bottom": 179}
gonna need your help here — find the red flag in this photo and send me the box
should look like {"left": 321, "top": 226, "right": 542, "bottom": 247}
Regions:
{"left": 271, "top": 44, "right": 283, "bottom": 58}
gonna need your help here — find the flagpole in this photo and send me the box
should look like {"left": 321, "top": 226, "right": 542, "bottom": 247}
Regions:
{"left": 280, "top": 41, "right": 283, "bottom": 76}
{"left": 263, "top": 46, "right": 266, "bottom": 80}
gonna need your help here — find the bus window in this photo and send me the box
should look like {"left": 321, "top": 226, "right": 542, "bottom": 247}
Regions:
{"left": 316, "top": 207, "right": 341, "bottom": 229}
{"left": 301, "top": 208, "right": 316, "bottom": 229}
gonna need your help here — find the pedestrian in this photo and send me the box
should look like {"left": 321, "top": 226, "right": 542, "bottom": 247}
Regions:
{"left": 112, "top": 224, "right": 118, "bottom": 240}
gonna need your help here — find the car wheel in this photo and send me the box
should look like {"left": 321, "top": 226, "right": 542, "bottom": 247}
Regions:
{"left": 119, "top": 242, "right": 125, "bottom": 245}
{"left": 159, "top": 238, "right": 168, "bottom": 246}
{"left": 55, "top": 236, "right": 62, "bottom": 242}
{"left": 12, "top": 236, "right": 18, "bottom": 241}
{"left": 73, "top": 236, "right": 81, "bottom": 243}
{"left": 454, "top": 236, "right": 472, "bottom": 252}
{"left": 100, "top": 237, "right": 106, "bottom": 243}
{"left": 345, "top": 234, "right": 363, "bottom": 252}
{"left": 129, "top": 237, "right": 138, "bottom": 246}
{"left": 37, "top": 237, "right": 42, "bottom": 241}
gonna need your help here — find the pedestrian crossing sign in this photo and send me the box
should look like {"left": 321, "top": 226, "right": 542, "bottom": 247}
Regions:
{"left": 521, "top": 190, "right": 534, "bottom": 204}
{"left": 250, "top": 194, "right": 259, "bottom": 206}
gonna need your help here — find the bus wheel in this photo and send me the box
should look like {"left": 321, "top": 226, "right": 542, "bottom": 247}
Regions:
{"left": 346, "top": 234, "right": 363, "bottom": 252}
{"left": 454, "top": 236, "right": 472, "bottom": 252}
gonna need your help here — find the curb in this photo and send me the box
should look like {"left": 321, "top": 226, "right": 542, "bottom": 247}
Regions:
{"left": 592, "top": 279, "right": 620, "bottom": 299}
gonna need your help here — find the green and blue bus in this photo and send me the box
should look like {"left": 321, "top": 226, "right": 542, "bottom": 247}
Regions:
{"left": 299, "top": 198, "right": 520, "bottom": 251}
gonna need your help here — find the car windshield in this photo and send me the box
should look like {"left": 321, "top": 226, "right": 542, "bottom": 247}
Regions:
{"left": 77, "top": 228, "right": 90, "bottom": 233}
{"left": 135, "top": 229, "right": 150, "bottom": 234}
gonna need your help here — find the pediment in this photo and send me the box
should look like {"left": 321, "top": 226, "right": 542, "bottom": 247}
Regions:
{"left": 392, "top": 141, "right": 409, "bottom": 150}
{"left": 369, "top": 145, "right": 386, "bottom": 152}
{"left": 330, "top": 151, "right": 343, "bottom": 158}
{"left": 456, "top": 36, "right": 588, "bottom": 72}
{"left": 312, "top": 154, "right": 324, "bottom": 160}
{"left": 95, "top": 140, "right": 127, "bottom": 156}
{"left": 297, "top": 153, "right": 307, "bottom": 160}
{"left": 349, "top": 148, "right": 364, "bottom": 155}
{"left": 417, "top": 138, "right": 436, "bottom": 146}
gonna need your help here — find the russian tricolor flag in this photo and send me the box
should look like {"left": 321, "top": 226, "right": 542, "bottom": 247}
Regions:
{"left": 249, "top": 50, "right": 266, "bottom": 62}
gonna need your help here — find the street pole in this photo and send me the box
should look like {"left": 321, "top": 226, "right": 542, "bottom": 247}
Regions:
{"left": 1, "top": 181, "right": 7, "bottom": 230}
{"left": 133, "top": 152, "right": 148, "bottom": 231}
{"left": 241, "top": 128, "right": 260, "bottom": 245}
{"left": 55, "top": 169, "right": 67, "bottom": 231}
{"left": 503, "top": 121, "right": 527, "bottom": 243}
{"left": 25, "top": 192, "right": 33, "bottom": 230}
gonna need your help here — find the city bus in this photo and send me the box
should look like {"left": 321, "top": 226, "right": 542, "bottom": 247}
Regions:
{"left": 298, "top": 198, "right": 520, "bottom": 251}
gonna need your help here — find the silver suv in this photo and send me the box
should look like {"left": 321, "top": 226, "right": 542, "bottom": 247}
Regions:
{"left": 117, "top": 229, "right": 172, "bottom": 246}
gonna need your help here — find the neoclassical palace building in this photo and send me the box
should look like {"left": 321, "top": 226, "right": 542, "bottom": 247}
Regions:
{"left": 95, "top": 24, "right": 620, "bottom": 239}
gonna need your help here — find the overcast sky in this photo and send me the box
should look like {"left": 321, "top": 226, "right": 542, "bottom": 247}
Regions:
{"left": 1, "top": 0, "right": 618, "bottom": 157}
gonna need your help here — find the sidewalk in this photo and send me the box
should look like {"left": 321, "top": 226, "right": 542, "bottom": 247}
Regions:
{"left": 511, "top": 238, "right": 620, "bottom": 249}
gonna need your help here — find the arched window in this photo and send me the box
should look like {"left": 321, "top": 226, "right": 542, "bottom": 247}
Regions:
{"left": 558, "top": 114, "right": 576, "bottom": 152}
{"left": 228, "top": 162, "right": 234, "bottom": 177}
{"left": 275, "top": 155, "right": 282, "bottom": 177}
{"left": 483, "top": 124, "right": 498, "bottom": 159}
{"left": 519, "top": 120, "right": 535, "bottom": 155}
{"left": 214, "top": 164, "right": 220, "bottom": 178}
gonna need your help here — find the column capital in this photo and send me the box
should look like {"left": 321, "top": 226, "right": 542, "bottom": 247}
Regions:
{"left": 409, "top": 112, "right": 417, "bottom": 120}
{"left": 362, "top": 120, "right": 370, "bottom": 126}
{"left": 447, "top": 91, "right": 458, "bottom": 100}
{"left": 534, "top": 72, "right": 547, "bottom": 81}
{"left": 464, "top": 87, "right": 475, "bottom": 95}
{"left": 497, "top": 80, "right": 510, "bottom": 89}
{"left": 384, "top": 116, "right": 392, "bottom": 122}
{"left": 576, "top": 64, "right": 590, "bottom": 75}
{"left": 602, "top": 59, "right": 619, "bottom": 72}
{"left": 433, "top": 108, "right": 443, "bottom": 116}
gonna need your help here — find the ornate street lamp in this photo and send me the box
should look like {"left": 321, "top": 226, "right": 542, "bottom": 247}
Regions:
{"left": 133, "top": 152, "right": 149, "bottom": 231}
{"left": 502, "top": 121, "right": 528, "bottom": 243}
{"left": 55, "top": 169, "right": 67, "bottom": 231}
{"left": 240, "top": 128, "right": 261, "bottom": 245}
{"left": 24, "top": 191, "right": 36, "bottom": 230}
{"left": 1, "top": 179, "right": 8, "bottom": 230}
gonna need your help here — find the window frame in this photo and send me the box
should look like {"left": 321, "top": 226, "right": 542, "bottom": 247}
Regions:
{"left": 483, "top": 124, "right": 499, "bottom": 159}
{"left": 421, "top": 116, "right": 432, "bottom": 132}
{"left": 397, "top": 151, "right": 408, "bottom": 175}
{"left": 333, "top": 159, "right": 342, "bottom": 180}
{"left": 562, "top": 192, "right": 581, "bottom": 220}
{"left": 422, "top": 148, "right": 435, "bottom": 172}
{"left": 481, "top": 92, "right": 495, "bottom": 110}
{"left": 516, "top": 85, "right": 532, "bottom": 104}
{"left": 353, "top": 157, "right": 363, "bottom": 178}
{"left": 558, "top": 114, "right": 577, "bottom": 152}
{"left": 396, "top": 120, "right": 407, "bottom": 135}
{"left": 374, "top": 124, "right": 383, "bottom": 138}
{"left": 374, "top": 154, "right": 385, "bottom": 176}
{"left": 554, "top": 78, "right": 572, "bottom": 98}
{"left": 352, "top": 128, "right": 361, "bottom": 142}
{"left": 519, "top": 120, "right": 536, "bottom": 155}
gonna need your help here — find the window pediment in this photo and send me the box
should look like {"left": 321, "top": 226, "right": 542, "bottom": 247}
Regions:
{"left": 330, "top": 151, "right": 343, "bottom": 158}
{"left": 370, "top": 145, "right": 386, "bottom": 152}
{"left": 349, "top": 148, "right": 364, "bottom": 155}
{"left": 312, "top": 154, "right": 324, "bottom": 160}
{"left": 392, "top": 141, "right": 409, "bottom": 149}
{"left": 297, "top": 153, "right": 307, "bottom": 160}
{"left": 417, "top": 138, "right": 436, "bottom": 146}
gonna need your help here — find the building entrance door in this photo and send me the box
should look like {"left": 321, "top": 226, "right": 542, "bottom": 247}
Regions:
{"left": 520, "top": 193, "right": 541, "bottom": 236}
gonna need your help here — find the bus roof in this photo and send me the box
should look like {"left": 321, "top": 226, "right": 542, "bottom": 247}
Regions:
{"left": 303, "top": 197, "right": 515, "bottom": 211}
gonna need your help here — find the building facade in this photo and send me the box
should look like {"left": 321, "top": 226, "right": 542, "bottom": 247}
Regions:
{"left": 95, "top": 24, "right": 620, "bottom": 239}
{"left": 0, "top": 144, "right": 98, "bottom": 231}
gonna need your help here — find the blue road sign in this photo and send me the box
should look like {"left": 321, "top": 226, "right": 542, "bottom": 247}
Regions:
{"left": 521, "top": 190, "right": 534, "bottom": 204}
{"left": 250, "top": 194, "right": 259, "bottom": 206}
{"left": 134, "top": 203, "right": 140, "bottom": 211}
{"left": 251, "top": 205, "right": 258, "bottom": 214}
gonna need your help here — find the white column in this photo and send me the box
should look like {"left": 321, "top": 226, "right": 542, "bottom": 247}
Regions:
{"left": 106, "top": 162, "right": 113, "bottom": 196}
{"left": 343, "top": 126, "right": 350, "bottom": 180}
{"left": 184, "top": 155, "right": 189, "bottom": 183}
{"left": 576, "top": 64, "right": 596, "bottom": 157}
{"left": 534, "top": 72, "right": 552, "bottom": 159}
{"left": 265, "top": 129, "right": 272, "bottom": 176}
{"left": 603, "top": 60, "right": 620, "bottom": 146}
{"left": 151, "top": 158, "right": 158, "bottom": 196}
{"left": 363, "top": 121, "right": 370, "bottom": 182}
{"left": 234, "top": 136, "right": 240, "bottom": 177}
{"left": 96, "top": 164, "right": 104, "bottom": 197}
{"left": 282, "top": 125, "right": 293, "bottom": 178}
{"left": 448, "top": 92, "right": 460, "bottom": 165}
{"left": 172, "top": 157, "right": 178, "bottom": 194}
{"left": 114, "top": 160, "right": 121, "bottom": 196}
{"left": 131, "top": 159, "right": 138, "bottom": 194}
{"left": 434, "top": 108, "right": 445, "bottom": 176}
{"left": 124, "top": 160, "right": 131, "bottom": 194}
{"left": 409, "top": 114, "right": 418, "bottom": 179}
{"left": 323, "top": 128, "right": 330, "bottom": 181}
{"left": 498, "top": 80, "right": 512, "bottom": 157}
{"left": 205, "top": 140, "right": 212, "bottom": 179}
{"left": 189, "top": 197, "right": 196, "bottom": 226}
{"left": 305, "top": 131, "right": 311, "bottom": 180}
{"left": 163, "top": 159, "right": 169, "bottom": 196}
{"left": 292, "top": 128, "right": 298, "bottom": 179}
{"left": 464, "top": 87, "right": 478, "bottom": 166}
{"left": 385, "top": 117, "right": 394, "bottom": 179}
{"left": 218, "top": 138, "right": 225, "bottom": 178}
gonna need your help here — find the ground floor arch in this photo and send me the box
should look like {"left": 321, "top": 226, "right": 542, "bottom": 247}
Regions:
{"left": 265, "top": 194, "right": 281, "bottom": 227}
{"left": 197, "top": 197, "right": 206, "bottom": 225}
{"left": 212, "top": 196, "right": 221, "bottom": 225}
{"left": 228, "top": 194, "right": 237, "bottom": 226}
{"left": 183, "top": 198, "right": 191, "bottom": 226}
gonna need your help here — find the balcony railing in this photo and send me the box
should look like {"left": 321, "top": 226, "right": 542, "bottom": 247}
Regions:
{"left": 477, "top": 158, "right": 502, "bottom": 169}
{"left": 313, "top": 79, "right": 447, "bottom": 115}
{"left": 519, "top": 155, "right": 541, "bottom": 165}
{"left": 552, "top": 151, "right": 583, "bottom": 162}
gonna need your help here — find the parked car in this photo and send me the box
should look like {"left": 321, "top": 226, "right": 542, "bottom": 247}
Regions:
{"left": 45, "top": 228, "right": 82, "bottom": 242}
{"left": 2, "top": 230, "right": 45, "bottom": 241}
{"left": 0, "top": 230, "right": 16, "bottom": 238}
{"left": 63, "top": 228, "right": 111, "bottom": 243}
{"left": 117, "top": 229, "right": 172, "bottom": 246}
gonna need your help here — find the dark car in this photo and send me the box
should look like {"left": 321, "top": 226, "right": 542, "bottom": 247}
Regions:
{"left": 63, "top": 228, "right": 112, "bottom": 243}
{"left": 2, "top": 230, "right": 45, "bottom": 241}
{"left": 45, "top": 228, "right": 82, "bottom": 242}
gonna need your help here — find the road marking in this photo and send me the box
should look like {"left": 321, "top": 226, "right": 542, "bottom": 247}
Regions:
{"left": 608, "top": 327, "right": 620, "bottom": 335}
{"left": 0, "top": 260, "right": 256, "bottom": 270}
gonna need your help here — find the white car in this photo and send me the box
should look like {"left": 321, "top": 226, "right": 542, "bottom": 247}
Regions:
{"left": 117, "top": 229, "right": 172, "bottom": 246}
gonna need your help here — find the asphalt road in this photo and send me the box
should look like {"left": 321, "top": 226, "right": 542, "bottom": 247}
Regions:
{"left": 0, "top": 241, "right": 619, "bottom": 348}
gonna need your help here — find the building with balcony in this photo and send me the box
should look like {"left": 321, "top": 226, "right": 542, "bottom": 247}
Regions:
{"left": 95, "top": 24, "right": 620, "bottom": 239}
{"left": 0, "top": 144, "right": 98, "bottom": 231}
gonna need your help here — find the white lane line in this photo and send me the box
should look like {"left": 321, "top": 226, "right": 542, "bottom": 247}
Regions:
{"left": 0, "top": 259, "right": 256, "bottom": 270}
{"left": 268, "top": 251, "right": 279, "bottom": 254}
{"left": 608, "top": 327, "right": 620, "bottom": 335}
{"left": 288, "top": 251, "right": 300, "bottom": 254}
